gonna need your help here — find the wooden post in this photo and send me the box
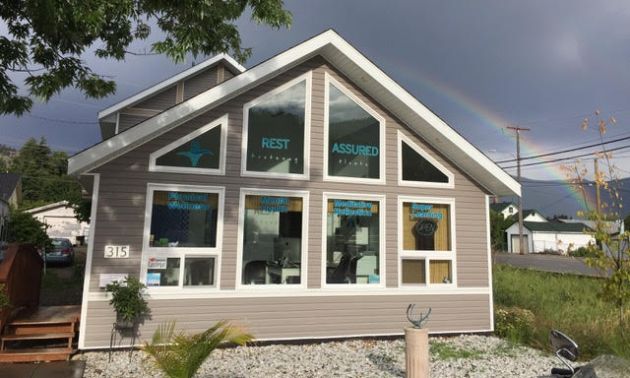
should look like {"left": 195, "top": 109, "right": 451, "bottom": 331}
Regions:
{"left": 405, "top": 327, "right": 429, "bottom": 378}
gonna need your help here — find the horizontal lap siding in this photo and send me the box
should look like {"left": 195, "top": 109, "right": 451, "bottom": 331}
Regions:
{"left": 134, "top": 85, "right": 176, "bottom": 111}
{"left": 83, "top": 294, "right": 491, "bottom": 348}
{"left": 85, "top": 55, "right": 491, "bottom": 345}
{"left": 184, "top": 66, "right": 218, "bottom": 100}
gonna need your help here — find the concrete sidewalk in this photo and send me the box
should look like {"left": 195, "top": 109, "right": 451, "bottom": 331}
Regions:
{"left": 0, "top": 360, "right": 85, "bottom": 378}
{"left": 494, "top": 253, "right": 608, "bottom": 277}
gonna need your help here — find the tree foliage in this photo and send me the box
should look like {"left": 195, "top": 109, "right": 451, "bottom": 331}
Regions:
{"left": 7, "top": 207, "right": 51, "bottom": 249}
{"left": 0, "top": 0, "right": 292, "bottom": 115}
{"left": 560, "top": 111, "right": 630, "bottom": 335}
{"left": 9, "top": 137, "right": 88, "bottom": 221}
{"left": 490, "top": 209, "right": 514, "bottom": 252}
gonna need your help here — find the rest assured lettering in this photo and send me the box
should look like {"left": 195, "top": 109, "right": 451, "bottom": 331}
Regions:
{"left": 261, "top": 137, "right": 290, "bottom": 150}
{"left": 331, "top": 143, "right": 378, "bottom": 157}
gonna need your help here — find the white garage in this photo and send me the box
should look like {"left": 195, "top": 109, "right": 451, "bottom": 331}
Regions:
{"left": 26, "top": 201, "right": 89, "bottom": 245}
{"left": 506, "top": 221, "right": 594, "bottom": 254}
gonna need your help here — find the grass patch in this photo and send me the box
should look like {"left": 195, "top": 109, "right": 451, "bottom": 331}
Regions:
{"left": 430, "top": 340, "right": 484, "bottom": 360}
{"left": 493, "top": 264, "right": 630, "bottom": 360}
{"left": 41, "top": 268, "right": 83, "bottom": 291}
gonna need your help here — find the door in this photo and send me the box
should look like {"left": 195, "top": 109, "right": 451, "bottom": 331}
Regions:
{"left": 511, "top": 234, "right": 529, "bottom": 253}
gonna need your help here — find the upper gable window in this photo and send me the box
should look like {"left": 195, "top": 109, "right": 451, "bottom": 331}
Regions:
{"left": 149, "top": 114, "right": 227, "bottom": 175}
{"left": 398, "top": 132, "right": 454, "bottom": 188}
{"left": 325, "top": 74, "right": 385, "bottom": 183}
{"left": 242, "top": 73, "right": 311, "bottom": 179}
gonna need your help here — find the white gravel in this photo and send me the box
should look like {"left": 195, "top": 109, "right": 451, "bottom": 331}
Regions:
{"left": 79, "top": 335, "right": 560, "bottom": 378}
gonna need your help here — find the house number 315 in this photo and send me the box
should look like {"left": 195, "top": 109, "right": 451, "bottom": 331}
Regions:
{"left": 104, "top": 245, "right": 130, "bottom": 259}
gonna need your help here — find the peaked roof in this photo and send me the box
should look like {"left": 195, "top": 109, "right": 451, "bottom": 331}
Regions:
{"left": 25, "top": 200, "right": 70, "bottom": 214}
{"left": 68, "top": 30, "right": 520, "bottom": 197}
{"left": 0, "top": 173, "right": 21, "bottom": 201}
{"left": 490, "top": 202, "right": 516, "bottom": 212}
{"left": 521, "top": 221, "right": 591, "bottom": 233}
{"left": 98, "top": 53, "right": 246, "bottom": 121}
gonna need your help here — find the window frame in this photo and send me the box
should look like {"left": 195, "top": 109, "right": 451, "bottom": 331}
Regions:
{"left": 321, "top": 192, "right": 387, "bottom": 289}
{"left": 140, "top": 183, "right": 225, "bottom": 292}
{"left": 397, "top": 195, "right": 457, "bottom": 288}
{"left": 235, "top": 188, "right": 310, "bottom": 291}
{"left": 323, "top": 73, "right": 386, "bottom": 185}
{"left": 240, "top": 72, "right": 312, "bottom": 180}
{"left": 397, "top": 131, "right": 454, "bottom": 189}
{"left": 148, "top": 114, "right": 228, "bottom": 175}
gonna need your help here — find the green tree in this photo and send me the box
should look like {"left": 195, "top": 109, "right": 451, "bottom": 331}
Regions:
{"left": 490, "top": 209, "right": 514, "bottom": 252}
{"left": 7, "top": 208, "right": 51, "bottom": 249}
{"left": 0, "top": 0, "right": 292, "bottom": 116}
{"left": 561, "top": 111, "right": 630, "bottom": 336}
{"left": 9, "top": 137, "right": 88, "bottom": 221}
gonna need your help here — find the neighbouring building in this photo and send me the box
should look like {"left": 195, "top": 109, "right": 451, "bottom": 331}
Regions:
{"left": 0, "top": 173, "right": 21, "bottom": 208}
{"left": 490, "top": 201, "right": 517, "bottom": 219}
{"left": 68, "top": 30, "right": 520, "bottom": 349}
{"left": 26, "top": 201, "right": 89, "bottom": 245}
{"left": 506, "top": 220, "right": 594, "bottom": 253}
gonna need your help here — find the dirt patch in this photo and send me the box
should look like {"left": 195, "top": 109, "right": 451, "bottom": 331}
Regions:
{"left": 40, "top": 246, "right": 86, "bottom": 306}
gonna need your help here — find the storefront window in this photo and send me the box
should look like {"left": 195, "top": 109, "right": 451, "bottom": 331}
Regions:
{"left": 401, "top": 141, "right": 449, "bottom": 183}
{"left": 150, "top": 191, "right": 219, "bottom": 248}
{"left": 326, "top": 198, "right": 380, "bottom": 284}
{"left": 402, "top": 202, "right": 451, "bottom": 251}
{"left": 144, "top": 186, "right": 223, "bottom": 289}
{"left": 241, "top": 195, "right": 303, "bottom": 285}
{"left": 155, "top": 125, "right": 222, "bottom": 169}
{"left": 245, "top": 80, "right": 307, "bottom": 175}
{"left": 327, "top": 82, "right": 381, "bottom": 180}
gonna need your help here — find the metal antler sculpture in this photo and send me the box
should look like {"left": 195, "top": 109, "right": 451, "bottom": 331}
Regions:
{"left": 406, "top": 304, "right": 431, "bottom": 329}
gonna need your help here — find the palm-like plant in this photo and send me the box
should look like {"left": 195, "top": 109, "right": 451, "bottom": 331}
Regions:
{"left": 143, "top": 320, "right": 253, "bottom": 378}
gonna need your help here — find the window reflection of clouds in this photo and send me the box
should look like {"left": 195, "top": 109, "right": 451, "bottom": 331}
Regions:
{"left": 252, "top": 81, "right": 306, "bottom": 118}
{"left": 329, "top": 85, "right": 372, "bottom": 123}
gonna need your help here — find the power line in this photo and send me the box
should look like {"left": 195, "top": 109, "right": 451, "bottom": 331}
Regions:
{"left": 513, "top": 107, "right": 630, "bottom": 127}
{"left": 26, "top": 114, "right": 99, "bottom": 125}
{"left": 501, "top": 144, "right": 630, "bottom": 169}
{"left": 495, "top": 135, "right": 630, "bottom": 164}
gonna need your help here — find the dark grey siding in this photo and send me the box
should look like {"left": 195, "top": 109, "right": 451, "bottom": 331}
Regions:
{"left": 118, "top": 114, "right": 149, "bottom": 133}
{"left": 134, "top": 85, "right": 177, "bottom": 110}
{"left": 84, "top": 56, "right": 492, "bottom": 347}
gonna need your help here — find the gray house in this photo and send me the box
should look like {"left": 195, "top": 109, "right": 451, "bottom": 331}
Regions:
{"left": 68, "top": 30, "right": 520, "bottom": 349}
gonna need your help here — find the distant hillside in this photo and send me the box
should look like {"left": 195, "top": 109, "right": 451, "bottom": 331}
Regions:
{"left": 499, "top": 177, "right": 630, "bottom": 219}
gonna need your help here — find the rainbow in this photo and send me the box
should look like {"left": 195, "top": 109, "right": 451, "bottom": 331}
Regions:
{"left": 379, "top": 57, "right": 594, "bottom": 212}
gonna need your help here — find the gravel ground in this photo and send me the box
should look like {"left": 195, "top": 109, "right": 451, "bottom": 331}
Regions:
{"left": 79, "top": 335, "right": 561, "bottom": 378}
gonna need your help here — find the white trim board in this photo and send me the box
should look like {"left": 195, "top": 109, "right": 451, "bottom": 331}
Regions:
{"left": 148, "top": 114, "right": 228, "bottom": 175}
{"left": 98, "top": 54, "right": 245, "bottom": 120}
{"left": 78, "top": 173, "right": 100, "bottom": 350}
{"left": 69, "top": 30, "right": 519, "bottom": 197}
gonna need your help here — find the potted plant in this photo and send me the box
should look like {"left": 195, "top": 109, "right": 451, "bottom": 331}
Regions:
{"left": 106, "top": 276, "right": 149, "bottom": 328}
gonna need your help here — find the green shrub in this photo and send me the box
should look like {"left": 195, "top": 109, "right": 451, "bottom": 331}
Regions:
{"left": 569, "top": 247, "right": 599, "bottom": 258}
{"left": 105, "top": 276, "right": 149, "bottom": 323}
{"left": 0, "top": 286, "right": 10, "bottom": 310}
{"left": 494, "top": 306, "right": 535, "bottom": 344}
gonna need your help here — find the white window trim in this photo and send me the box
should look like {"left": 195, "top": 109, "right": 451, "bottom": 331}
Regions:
{"left": 397, "top": 131, "right": 454, "bottom": 189}
{"left": 140, "top": 183, "right": 225, "bottom": 293}
{"left": 323, "top": 72, "right": 387, "bottom": 185}
{"left": 235, "top": 188, "right": 310, "bottom": 291}
{"left": 397, "top": 195, "right": 458, "bottom": 289}
{"left": 320, "top": 192, "right": 387, "bottom": 289}
{"left": 148, "top": 114, "right": 228, "bottom": 175}
{"left": 114, "top": 112, "right": 120, "bottom": 134}
{"left": 240, "top": 72, "right": 312, "bottom": 180}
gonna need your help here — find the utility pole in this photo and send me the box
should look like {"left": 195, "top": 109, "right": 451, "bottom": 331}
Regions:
{"left": 594, "top": 158, "right": 601, "bottom": 217}
{"left": 507, "top": 126, "right": 530, "bottom": 255}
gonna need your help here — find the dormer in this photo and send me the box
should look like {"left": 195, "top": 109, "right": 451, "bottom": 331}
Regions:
{"left": 97, "top": 54, "right": 245, "bottom": 140}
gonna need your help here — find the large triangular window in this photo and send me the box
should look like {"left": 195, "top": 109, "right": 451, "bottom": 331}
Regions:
{"left": 398, "top": 132, "right": 453, "bottom": 188}
{"left": 149, "top": 114, "right": 227, "bottom": 175}
{"left": 325, "top": 73, "right": 385, "bottom": 183}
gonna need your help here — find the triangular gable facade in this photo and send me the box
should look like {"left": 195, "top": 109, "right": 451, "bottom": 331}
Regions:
{"left": 69, "top": 30, "right": 519, "bottom": 197}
